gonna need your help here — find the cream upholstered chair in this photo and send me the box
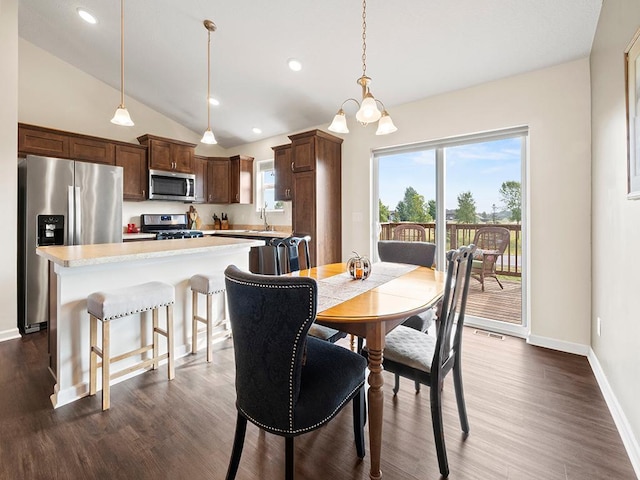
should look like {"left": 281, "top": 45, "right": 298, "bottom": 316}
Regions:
{"left": 190, "top": 274, "right": 229, "bottom": 362}
{"left": 88, "top": 281, "right": 175, "bottom": 411}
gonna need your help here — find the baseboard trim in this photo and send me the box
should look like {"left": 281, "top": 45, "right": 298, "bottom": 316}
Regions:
{"left": 588, "top": 348, "right": 640, "bottom": 479}
{"left": 526, "top": 334, "right": 590, "bottom": 356}
{"left": 0, "top": 327, "right": 21, "bottom": 342}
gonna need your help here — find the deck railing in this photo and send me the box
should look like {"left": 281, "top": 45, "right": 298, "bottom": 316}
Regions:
{"left": 379, "top": 222, "right": 522, "bottom": 277}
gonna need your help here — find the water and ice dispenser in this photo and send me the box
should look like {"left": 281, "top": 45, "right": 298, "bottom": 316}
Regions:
{"left": 37, "top": 215, "right": 65, "bottom": 247}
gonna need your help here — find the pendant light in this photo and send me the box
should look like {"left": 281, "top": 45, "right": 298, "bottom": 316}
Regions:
{"left": 110, "top": 0, "right": 134, "bottom": 126}
{"left": 201, "top": 20, "right": 217, "bottom": 145}
{"left": 328, "top": 0, "right": 397, "bottom": 135}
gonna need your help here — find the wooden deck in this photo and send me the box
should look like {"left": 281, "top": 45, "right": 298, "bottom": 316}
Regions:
{"left": 465, "top": 277, "right": 522, "bottom": 325}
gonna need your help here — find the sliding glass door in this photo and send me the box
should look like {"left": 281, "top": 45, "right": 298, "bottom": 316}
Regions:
{"left": 373, "top": 128, "right": 527, "bottom": 335}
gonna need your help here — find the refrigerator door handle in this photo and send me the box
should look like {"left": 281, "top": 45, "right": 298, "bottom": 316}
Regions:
{"left": 67, "top": 186, "right": 75, "bottom": 245}
{"left": 74, "top": 186, "right": 82, "bottom": 245}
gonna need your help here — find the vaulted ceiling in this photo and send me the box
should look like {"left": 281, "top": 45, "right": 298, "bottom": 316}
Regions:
{"left": 19, "top": 0, "right": 602, "bottom": 148}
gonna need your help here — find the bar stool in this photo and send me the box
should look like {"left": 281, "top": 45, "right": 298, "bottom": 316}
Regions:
{"left": 190, "top": 274, "right": 229, "bottom": 362}
{"left": 88, "top": 281, "right": 175, "bottom": 411}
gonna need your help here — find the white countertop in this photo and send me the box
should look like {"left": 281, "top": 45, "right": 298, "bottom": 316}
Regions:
{"left": 37, "top": 236, "right": 263, "bottom": 268}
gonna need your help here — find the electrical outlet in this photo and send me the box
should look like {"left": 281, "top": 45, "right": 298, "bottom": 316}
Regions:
{"left": 597, "top": 316, "right": 602, "bottom": 336}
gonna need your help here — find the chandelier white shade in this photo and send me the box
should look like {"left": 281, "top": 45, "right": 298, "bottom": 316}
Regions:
{"left": 111, "top": 0, "right": 134, "bottom": 127}
{"left": 328, "top": 0, "right": 396, "bottom": 135}
{"left": 201, "top": 19, "right": 218, "bottom": 145}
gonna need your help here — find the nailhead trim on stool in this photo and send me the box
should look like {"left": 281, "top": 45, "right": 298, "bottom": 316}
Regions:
{"left": 190, "top": 274, "right": 228, "bottom": 362}
{"left": 88, "top": 281, "right": 175, "bottom": 411}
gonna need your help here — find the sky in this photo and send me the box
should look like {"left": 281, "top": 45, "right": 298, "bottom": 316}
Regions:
{"left": 378, "top": 137, "right": 522, "bottom": 214}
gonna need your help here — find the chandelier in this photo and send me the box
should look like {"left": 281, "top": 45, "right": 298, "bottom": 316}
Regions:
{"left": 328, "top": 0, "right": 397, "bottom": 135}
{"left": 201, "top": 19, "right": 218, "bottom": 144}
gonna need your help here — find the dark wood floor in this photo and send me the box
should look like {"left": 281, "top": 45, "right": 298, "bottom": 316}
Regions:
{"left": 0, "top": 329, "right": 635, "bottom": 480}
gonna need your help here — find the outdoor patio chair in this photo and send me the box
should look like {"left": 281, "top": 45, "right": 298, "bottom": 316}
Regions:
{"left": 392, "top": 223, "right": 427, "bottom": 242}
{"left": 471, "top": 226, "right": 510, "bottom": 292}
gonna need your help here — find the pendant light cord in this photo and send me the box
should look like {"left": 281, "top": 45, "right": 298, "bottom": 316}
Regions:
{"left": 119, "top": 0, "right": 125, "bottom": 107}
{"left": 207, "top": 27, "right": 211, "bottom": 130}
{"left": 361, "top": 0, "right": 367, "bottom": 77}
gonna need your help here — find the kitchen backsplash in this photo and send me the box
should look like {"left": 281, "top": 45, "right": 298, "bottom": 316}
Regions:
{"left": 123, "top": 200, "right": 292, "bottom": 231}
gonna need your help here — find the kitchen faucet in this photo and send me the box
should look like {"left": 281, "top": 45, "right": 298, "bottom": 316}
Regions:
{"left": 260, "top": 203, "right": 271, "bottom": 231}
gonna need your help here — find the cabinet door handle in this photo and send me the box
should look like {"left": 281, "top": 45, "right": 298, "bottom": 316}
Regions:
{"left": 142, "top": 190, "right": 146, "bottom": 198}
{"left": 290, "top": 161, "right": 294, "bottom": 172}
{"left": 236, "top": 193, "right": 239, "bottom": 201}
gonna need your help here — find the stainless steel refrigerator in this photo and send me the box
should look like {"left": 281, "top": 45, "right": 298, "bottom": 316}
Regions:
{"left": 18, "top": 155, "right": 123, "bottom": 333}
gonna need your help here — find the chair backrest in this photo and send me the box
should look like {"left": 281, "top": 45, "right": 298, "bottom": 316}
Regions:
{"left": 224, "top": 265, "right": 317, "bottom": 433}
{"left": 432, "top": 245, "right": 475, "bottom": 379}
{"left": 270, "top": 235, "right": 311, "bottom": 274}
{"left": 472, "top": 226, "right": 510, "bottom": 255}
{"left": 377, "top": 240, "right": 436, "bottom": 268}
{"left": 392, "top": 224, "right": 427, "bottom": 242}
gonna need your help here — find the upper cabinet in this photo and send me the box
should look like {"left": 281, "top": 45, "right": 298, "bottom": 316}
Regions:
{"left": 18, "top": 123, "right": 149, "bottom": 201}
{"left": 229, "top": 155, "right": 254, "bottom": 204}
{"left": 193, "top": 155, "right": 209, "bottom": 203}
{"left": 18, "top": 124, "right": 70, "bottom": 158}
{"left": 116, "top": 145, "right": 148, "bottom": 201}
{"left": 208, "top": 157, "right": 231, "bottom": 204}
{"left": 137, "top": 134, "right": 195, "bottom": 174}
{"left": 272, "top": 144, "right": 292, "bottom": 201}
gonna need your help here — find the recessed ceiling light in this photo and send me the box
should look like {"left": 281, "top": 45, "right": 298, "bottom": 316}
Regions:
{"left": 252, "top": 127, "right": 262, "bottom": 134}
{"left": 288, "top": 58, "right": 302, "bottom": 72}
{"left": 208, "top": 96, "right": 220, "bottom": 106}
{"left": 77, "top": 8, "right": 97, "bottom": 24}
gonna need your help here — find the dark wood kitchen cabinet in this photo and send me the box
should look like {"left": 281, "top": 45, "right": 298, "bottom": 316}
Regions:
{"left": 208, "top": 157, "right": 230, "bottom": 204}
{"left": 229, "top": 155, "right": 254, "bottom": 204}
{"left": 18, "top": 123, "right": 70, "bottom": 158}
{"left": 288, "top": 130, "right": 342, "bottom": 267}
{"left": 116, "top": 144, "right": 147, "bottom": 201}
{"left": 69, "top": 137, "right": 115, "bottom": 165}
{"left": 194, "top": 155, "right": 233, "bottom": 204}
{"left": 137, "top": 134, "right": 195, "bottom": 174}
{"left": 272, "top": 143, "right": 292, "bottom": 201}
{"left": 193, "top": 155, "right": 209, "bottom": 203}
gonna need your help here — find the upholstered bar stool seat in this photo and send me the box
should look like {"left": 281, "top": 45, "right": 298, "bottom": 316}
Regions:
{"left": 88, "top": 281, "right": 175, "bottom": 411}
{"left": 190, "top": 273, "right": 229, "bottom": 362}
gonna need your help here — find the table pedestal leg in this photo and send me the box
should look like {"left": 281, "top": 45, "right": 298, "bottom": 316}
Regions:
{"left": 367, "top": 327, "right": 384, "bottom": 480}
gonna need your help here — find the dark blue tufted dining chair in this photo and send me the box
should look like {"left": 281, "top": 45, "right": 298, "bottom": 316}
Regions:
{"left": 223, "top": 265, "right": 367, "bottom": 480}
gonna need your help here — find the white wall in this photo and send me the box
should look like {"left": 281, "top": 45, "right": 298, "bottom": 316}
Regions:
{"left": 339, "top": 59, "right": 593, "bottom": 347}
{"left": 0, "top": 0, "right": 19, "bottom": 341}
{"left": 590, "top": 0, "right": 640, "bottom": 462}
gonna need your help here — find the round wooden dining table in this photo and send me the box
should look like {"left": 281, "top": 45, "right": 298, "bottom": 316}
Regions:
{"left": 296, "top": 262, "right": 446, "bottom": 480}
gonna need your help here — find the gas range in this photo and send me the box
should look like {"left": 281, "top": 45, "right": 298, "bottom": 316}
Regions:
{"left": 154, "top": 230, "right": 204, "bottom": 240}
{"left": 140, "top": 213, "right": 204, "bottom": 240}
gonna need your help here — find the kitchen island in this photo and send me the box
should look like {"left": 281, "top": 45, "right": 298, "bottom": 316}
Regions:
{"left": 37, "top": 236, "right": 263, "bottom": 408}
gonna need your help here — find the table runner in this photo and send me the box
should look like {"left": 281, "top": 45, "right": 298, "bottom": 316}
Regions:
{"left": 316, "top": 262, "right": 418, "bottom": 312}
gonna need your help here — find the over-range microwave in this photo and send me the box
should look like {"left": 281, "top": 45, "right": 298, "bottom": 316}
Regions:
{"left": 148, "top": 169, "right": 196, "bottom": 202}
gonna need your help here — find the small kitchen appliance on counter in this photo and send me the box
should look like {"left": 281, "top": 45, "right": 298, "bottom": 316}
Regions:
{"left": 140, "top": 214, "right": 204, "bottom": 240}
